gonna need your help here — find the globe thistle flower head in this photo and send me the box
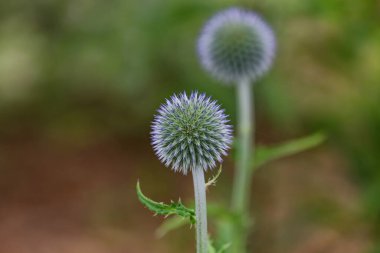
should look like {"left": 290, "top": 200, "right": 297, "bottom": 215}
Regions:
{"left": 151, "top": 92, "right": 232, "bottom": 175}
{"left": 198, "top": 7, "right": 276, "bottom": 83}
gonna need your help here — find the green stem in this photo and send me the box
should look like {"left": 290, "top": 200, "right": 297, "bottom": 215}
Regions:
{"left": 231, "top": 78, "right": 254, "bottom": 253}
{"left": 192, "top": 168, "right": 208, "bottom": 253}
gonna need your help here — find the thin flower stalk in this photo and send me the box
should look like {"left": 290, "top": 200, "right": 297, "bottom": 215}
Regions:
{"left": 151, "top": 92, "right": 232, "bottom": 253}
{"left": 197, "top": 7, "right": 276, "bottom": 253}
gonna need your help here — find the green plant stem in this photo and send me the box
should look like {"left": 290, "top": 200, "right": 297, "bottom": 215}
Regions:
{"left": 193, "top": 168, "right": 208, "bottom": 253}
{"left": 231, "top": 78, "right": 254, "bottom": 253}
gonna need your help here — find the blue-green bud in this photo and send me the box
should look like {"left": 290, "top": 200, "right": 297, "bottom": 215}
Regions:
{"left": 198, "top": 7, "right": 276, "bottom": 83}
{"left": 151, "top": 92, "right": 232, "bottom": 174}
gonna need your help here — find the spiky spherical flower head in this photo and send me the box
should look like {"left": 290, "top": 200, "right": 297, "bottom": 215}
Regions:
{"left": 151, "top": 92, "right": 232, "bottom": 175}
{"left": 198, "top": 7, "right": 276, "bottom": 83}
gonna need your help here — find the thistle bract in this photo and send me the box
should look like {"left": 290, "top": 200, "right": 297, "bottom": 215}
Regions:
{"left": 151, "top": 92, "right": 232, "bottom": 174}
{"left": 198, "top": 7, "right": 276, "bottom": 83}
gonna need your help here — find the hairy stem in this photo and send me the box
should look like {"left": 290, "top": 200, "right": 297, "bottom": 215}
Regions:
{"left": 192, "top": 168, "right": 208, "bottom": 253}
{"left": 231, "top": 78, "right": 254, "bottom": 253}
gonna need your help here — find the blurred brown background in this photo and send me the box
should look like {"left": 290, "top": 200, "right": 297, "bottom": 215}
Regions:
{"left": 0, "top": 0, "right": 379, "bottom": 252}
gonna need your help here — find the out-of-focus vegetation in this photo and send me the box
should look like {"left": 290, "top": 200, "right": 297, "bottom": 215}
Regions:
{"left": 0, "top": 0, "right": 379, "bottom": 252}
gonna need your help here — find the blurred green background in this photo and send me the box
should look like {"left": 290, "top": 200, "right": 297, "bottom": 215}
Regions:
{"left": 0, "top": 0, "right": 379, "bottom": 252}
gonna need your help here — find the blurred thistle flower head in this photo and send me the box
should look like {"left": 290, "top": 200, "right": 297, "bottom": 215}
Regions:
{"left": 198, "top": 7, "right": 276, "bottom": 83}
{"left": 151, "top": 92, "right": 232, "bottom": 175}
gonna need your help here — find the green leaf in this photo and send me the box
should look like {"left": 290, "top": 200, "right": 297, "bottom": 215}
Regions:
{"left": 208, "top": 240, "right": 217, "bottom": 253}
{"left": 217, "top": 243, "right": 231, "bottom": 253}
{"left": 208, "top": 239, "right": 231, "bottom": 253}
{"left": 207, "top": 202, "right": 240, "bottom": 223}
{"left": 155, "top": 201, "right": 237, "bottom": 238}
{"left": 155, "top": 215, "right": 189, "bottom": 238}
{"left": 136, "top": 181, "right": 196, "bottom": 224}
{"left": 254, "top": 132, "right": 326, "bottom": 169}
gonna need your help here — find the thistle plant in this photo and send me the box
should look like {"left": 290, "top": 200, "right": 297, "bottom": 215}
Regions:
{"left": 140, "top": 92, "right": 232, "bottom": 253}
{"left": 198, "top": 7, "right": 276, "bottom": 253}
{"left": 136, "top": 7, "right": 326, "bottom": 253}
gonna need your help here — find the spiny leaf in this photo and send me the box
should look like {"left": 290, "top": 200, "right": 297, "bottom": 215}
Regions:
{"left": 206, "top": 165, "right": 222, "bottom": 189}
{"left": 253, "top": 132, "right": 326, "bottom": 169}
{"left": 136, "top": 181, "right": 196, "bottom": 224}
{"left": 155, "top": 201, "right": 237, "bottom": 238}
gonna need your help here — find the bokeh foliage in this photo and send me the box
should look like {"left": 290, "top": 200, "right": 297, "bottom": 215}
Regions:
{"left": 0, "top": 0, "right": 379, "bottom": 251}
